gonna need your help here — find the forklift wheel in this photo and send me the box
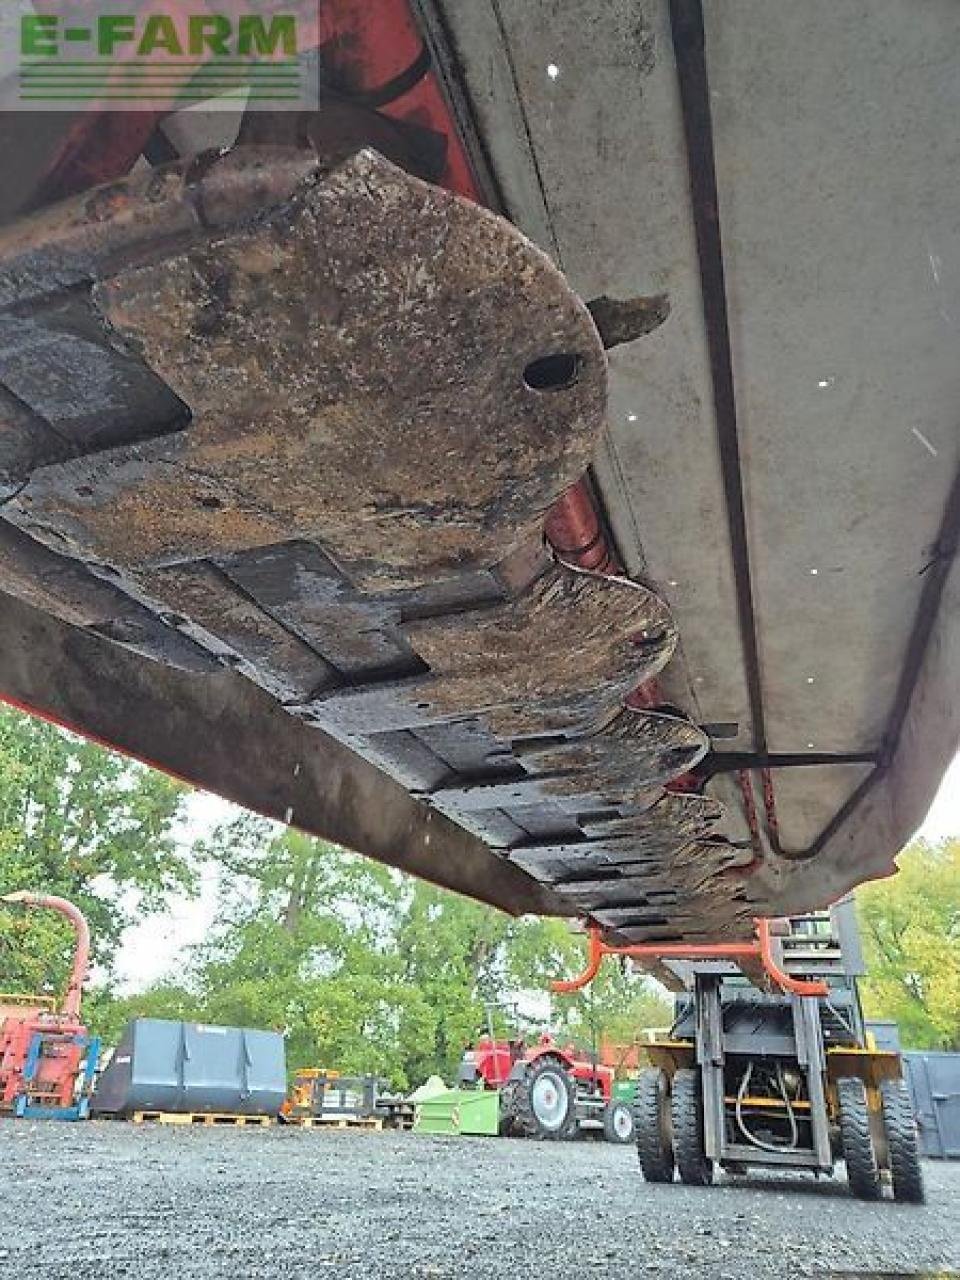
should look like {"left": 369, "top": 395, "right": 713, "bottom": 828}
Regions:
{"left": 634, "top": 1068, "right": 675, "bottom": 1182}
{"left": 837, "top": 1077, "right": 881, "bottom": 1200}
{"left": 880, "top": 1079, "right": 925, "bottom": 1204}
{"left": 671, "top": 1069, "right": 713, "bottom": 1186}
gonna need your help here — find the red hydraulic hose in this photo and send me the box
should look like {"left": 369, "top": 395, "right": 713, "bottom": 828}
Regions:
{"left": 1, "top": 892, "right": 91, "bottom": 1020}
{"left": 550, "top": 927, "right": 605, "bottom": 993}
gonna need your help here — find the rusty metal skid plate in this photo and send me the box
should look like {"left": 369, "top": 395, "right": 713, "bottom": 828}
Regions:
{"left": 6, "top": 148, "right": 605, "bottom": 585}
{"left": 513, "top": 708, "right": 709, "bottom": 794}
{"left": 0, "top": 144, "right": 744, "bottom": 941}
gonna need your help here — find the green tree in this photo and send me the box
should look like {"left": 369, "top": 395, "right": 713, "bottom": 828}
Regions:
{"left": 394, "top": 897, "right": 671, "bottom": 1080}
{"left": 555, "top": 961, "right": 673, "bottom": 1054}
{"left": 191, "top": 825, "right": 415, "bottom": 1079}
{"left": 394, "top": 881, "right": 516, "bottom": 1083}
{"left": 83, "top": 982, "right": 204, "bottom": 1046}
{"left": 857, "top": 838, "right": 960, "bottom": 1050}
{"left": 0, "top": 706, "right": 196, "bottom": 1001}
{"left": 191, "top": 818, "right": 670, "bottom": 1085}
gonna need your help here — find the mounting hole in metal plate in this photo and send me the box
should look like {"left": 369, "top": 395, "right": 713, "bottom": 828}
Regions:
{"left": 523, "top": 353, "right": 583, "bottom": 392}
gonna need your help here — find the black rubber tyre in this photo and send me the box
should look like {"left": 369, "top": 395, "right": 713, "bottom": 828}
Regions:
{"left": 671, "top": 1068, "right": 713, "bottom": 1186}
{"left": 513, "top": 1055, "right": 575, "bottom": 1140}
{"left": 603, "top": 1099, "right": 635, "bottom": 1144}
{"left": 837, "top": 1077, "right": 881, "bottom": 1200}
{"left": 634, "top": 1068, "right": 675, "bottom": 1182}
{"left": 880, "top": 1079, "right": 925, "bottom": 1204}
{"left": 498, "top": 1081, "right": 520, "bottom": 1137}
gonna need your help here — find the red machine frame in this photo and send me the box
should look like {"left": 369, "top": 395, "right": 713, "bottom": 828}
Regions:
{"left": 0, "top": 893, "right": 93, "bottom": 1115}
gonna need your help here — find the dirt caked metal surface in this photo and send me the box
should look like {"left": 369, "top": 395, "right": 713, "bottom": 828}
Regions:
{"left": 0, "top": 145, "right": 759, "bottom": 942}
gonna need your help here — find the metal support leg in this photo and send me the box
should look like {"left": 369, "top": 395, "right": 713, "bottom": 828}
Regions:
{"left": 695, "top": 974, "right": 725, "bottom": 1161}
{"left": 793, "top": 995, "right": 832, "bottom": 1171}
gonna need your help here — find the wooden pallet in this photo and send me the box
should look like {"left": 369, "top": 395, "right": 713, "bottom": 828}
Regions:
{"left": 282, "top": 1114, "right": 383, "bottom": 1131}
{"left": 131, "top": 1111, "right": 274, "bottom": 1127}
{"left": 377, "top": 1100, "right": 416, "bottom": 1131}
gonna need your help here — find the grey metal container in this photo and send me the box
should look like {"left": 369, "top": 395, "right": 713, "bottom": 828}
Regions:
{"left": 866, "top": 1019, "right": 902, "bottom": 1052}
{"left": 92, "top": 1018, "right": 286, "bottom": 1117}
{"left": 903, "top": 1051, "right": 960, "bottom": 1160}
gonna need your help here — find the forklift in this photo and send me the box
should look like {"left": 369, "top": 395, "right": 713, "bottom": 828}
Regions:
{"left": 554, "top": 904, "right": 924, "bottom": 1202}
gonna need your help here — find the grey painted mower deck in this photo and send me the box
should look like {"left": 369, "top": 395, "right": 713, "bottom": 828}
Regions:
{"left": 437, "top": 0, "right": 960, "bottom": 904}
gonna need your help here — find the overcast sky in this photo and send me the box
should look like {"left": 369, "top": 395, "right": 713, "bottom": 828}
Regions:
{"left": 113, "top": 753, "right": 960, "bottom": 992}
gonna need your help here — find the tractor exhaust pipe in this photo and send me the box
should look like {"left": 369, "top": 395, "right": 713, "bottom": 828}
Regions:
{"left": 1, "top": 892, "right": 91, "bottom": 1020}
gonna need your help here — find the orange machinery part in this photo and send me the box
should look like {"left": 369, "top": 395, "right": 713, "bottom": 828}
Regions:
{"left": 551, "top": 919, "right": 829, "bottom": 999}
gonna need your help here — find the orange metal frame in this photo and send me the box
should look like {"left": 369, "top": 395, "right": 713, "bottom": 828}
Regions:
{"left": 551, "top": 919, "right": 828, "bottom": 998}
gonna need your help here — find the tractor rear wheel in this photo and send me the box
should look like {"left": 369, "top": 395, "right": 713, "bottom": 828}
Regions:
{"left": 837, "top": 1077, "right": 881, "bottom": 1200}
{"left": 603, "top": 1099, "right": 635, "bottom": 1144}
{"left": 671, "top": 1068, "right": 713, "bottom": 1186}
{"left": 634, "top": 1068, "right": 674, "bottom": 1182}
{"left": 513, "top": 1056, "right": 576, "bottom": 1140}
{"left": 880, "top": 1079, "right": 925, "bottom": 1204}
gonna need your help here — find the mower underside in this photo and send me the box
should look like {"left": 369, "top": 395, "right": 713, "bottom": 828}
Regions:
{"left": 1, "top": 0, "right": 958, "bottom": 943}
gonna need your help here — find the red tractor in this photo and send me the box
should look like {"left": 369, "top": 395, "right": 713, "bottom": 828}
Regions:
{"left": 457, "top": 1032, "right": 634, "bottom": 1143}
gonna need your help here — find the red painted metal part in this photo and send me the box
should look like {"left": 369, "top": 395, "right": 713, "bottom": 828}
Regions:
{"left": 470, "top": 1037, "right": 516, "bottom": 1089}
{"left": 25, "top": 0, "right": 472, "bottom": 207}
{"left": 737, "top": 769, "right": 763, "bottom": 859}
{"left": 315, "top": 0, "right": 478, "bottom": 200}
{"left": 760, "top": 766, "right": 784, "bottom": 855}
{"left": 0, "top": 893, "right": 90, "bottom": 1108}
{"left": 753, "top": 918, "right": 829, "bottom": 997}
{"left": 27, "top": 114, "right": 164, "bottom": 212}
{"left": 25, "top": 0, "right": 222, "bottom": 208}
{"left": 0, "top": 1014, "right": 86, "bottom": 1109}
{"left": 544, "top": 482, "right": 670, "bottom": 709}
{"left": 551, "top": 921, "right": 829, "bottom": 998}
{"left": 544, "top": 481, "right": 618, "bottom": 575}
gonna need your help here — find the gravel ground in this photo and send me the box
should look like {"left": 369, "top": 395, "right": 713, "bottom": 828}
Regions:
{"left": 1, "top": 1122, "right": 958, "bottom": 1279}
